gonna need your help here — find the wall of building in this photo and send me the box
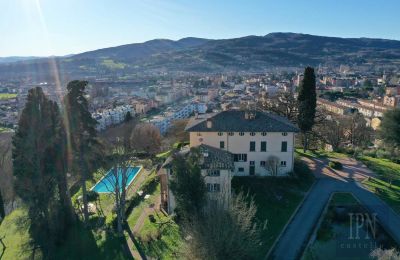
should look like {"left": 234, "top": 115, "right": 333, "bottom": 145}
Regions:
{"left": 190, "top": 131, "right": 295, "bottom": 176}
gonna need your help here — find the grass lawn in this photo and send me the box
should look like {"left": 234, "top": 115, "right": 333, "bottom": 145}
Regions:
{"left": 125, "top": 173, "right": 183, "bottom": 259}
{"left": 0, "top": 208, "right": 127, "bottom": 260}
{"left": 0, "top": 93, "right": 17, "bottom": 100}
{"left": 359, "top": 156, "right": 400, "bottom": 214}
{"left": 135, "top": 212, "right": 183, "bottom": 259}
{"left": 232, "top": 159, "right": 315, "bottom": 257}
{"left": 0, "top": 127, "right": 12, "bottom": 133}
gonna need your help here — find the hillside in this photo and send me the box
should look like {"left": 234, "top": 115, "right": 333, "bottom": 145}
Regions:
{"left": 1, "top": 33, "right": 400, "bottom": 80}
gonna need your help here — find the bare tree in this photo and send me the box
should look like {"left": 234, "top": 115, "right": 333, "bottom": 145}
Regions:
{"left": 265, "top": 155, "right": 280, "bottom": 176}
{"left": 182, "top": 192, "right": 263, "bottom": 260}
{"left": 165, "top": 119, "right": 189, "bottom": 145}
{"left": 258, "top": 92, "right": 298, "bottom": 122}
{"left": 131, "top": 123, "right": 161, "bottom": 155}
{"left": 102, "top": 144, "right": 133, "bottom": 235}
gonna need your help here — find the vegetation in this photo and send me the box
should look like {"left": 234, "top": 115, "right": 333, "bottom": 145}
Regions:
{"left": 101, "top": 59, "right": 127, "bottom": 70}
{"left": 183, "top": 193, "right": 263, "bottom": 260}
{"left": 232, "top": 159, "right": 314, "bottom": 256}
{"left": 0, "top": 93, "right": 17, "bottom": 100}
{"left": 328, "top": 161, "right": 343, "bottom": 170}
{"left": 131, "top": 123, "right": 162, "bottom": 156}
{"left": 297, "top": 67, "right": 317, "bottom": 152}
{"left": 360, "top": 156, "right": 400, "bottom": 214}
{"left": 169, "top": 150, "right": 206, "bottom": 218}
{"left": 380, "top": 108, "right": 400, "bottom": 149}
{"left": 12, "top": 87, "right": 72, "bottom": 259}
{"left": 64, "top": 80, "right": 104, "bottom": 225}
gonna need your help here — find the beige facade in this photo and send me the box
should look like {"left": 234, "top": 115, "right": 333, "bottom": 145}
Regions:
{"left": 190, "top": 131, "right": 295, "bottom": 176}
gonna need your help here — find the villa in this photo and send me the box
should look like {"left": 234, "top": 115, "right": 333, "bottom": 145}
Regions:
{"left": 159, "top": 110, "right": 299, "bottom": 214}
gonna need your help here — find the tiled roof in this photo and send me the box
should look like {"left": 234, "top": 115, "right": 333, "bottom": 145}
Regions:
{"left": 162, "top": 144, "right": 234, "bottom": 170}
{"left": 185, "top": 110, "right": 299, "bottom": 132}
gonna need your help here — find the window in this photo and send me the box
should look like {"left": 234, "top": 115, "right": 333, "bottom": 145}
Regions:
{"left": 281, "top": 141, "right": 288, "bottom": 152}
{"left": 260, "top": 161, "right": 266, "bottom": 167}
{"left": 238, "top": 167, "right": 245, "bottom": 172}
{"left": 197, "top": 132, "right": 202, "bottom": 136}
{"left": 207, "top": 183, "right": 220, "bottom": 192}
{"left": 250, "top": 132, "right": 256, "bottom": 136}
{"left": 228, "top": 132, "right": 234, "bottom": 136}
{"left": 220, "top": 141, "right": 225, "bottom": 149}
{"left": 250, "top": 141, "right": 256, "bottom": 151}
{"left": 282, "top": 132, "right": 288, "bottom": 136}
{"left": 281, "top": 161, "right": 287, "bottom": 167}
{"left": 250, "top": 161, "right": 255, "bottom": 166}
{"left": 218, "top": 132, "right": 223, "bottom": 136}
{"left": 234, "top": 154, "right": 247, "bottom": 162}
{"left": 261, "top": 132, "right": 267, "bottom": 136}
{"left": 239, "top": 132, "right": 245, "bottom": 136}
{"left": 207, "top": 169, "right": 220, "bottom": 176}
{"left": 261, "top": 141, "right": 267, "bottom": 152}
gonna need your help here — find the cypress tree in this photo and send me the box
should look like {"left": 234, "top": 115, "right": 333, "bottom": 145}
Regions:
{"left": 12, "top": 87, "right": 61, "bottom": 258}
{"left": 297, "top": 67, "right": 317, "bottom": 152}
{"left": 64, "top": 80, "right": 103, "bottom": 224}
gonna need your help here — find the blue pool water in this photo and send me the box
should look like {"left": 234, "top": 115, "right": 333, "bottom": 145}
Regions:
{"left": 91, "top": 166, "right": 141, "bottom": 193}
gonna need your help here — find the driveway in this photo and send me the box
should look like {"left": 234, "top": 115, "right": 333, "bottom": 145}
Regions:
{"left": 269, "top": 157, "right": 400, "bottom": 260}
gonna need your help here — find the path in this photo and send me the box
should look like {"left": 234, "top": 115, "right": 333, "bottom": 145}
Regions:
{"left": 269, "top": 156, "right": 400, "bottom": 260}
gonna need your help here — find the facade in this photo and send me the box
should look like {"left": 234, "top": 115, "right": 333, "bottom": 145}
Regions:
{"left": 159, "top": 110, "right": 299, "bottom": 214}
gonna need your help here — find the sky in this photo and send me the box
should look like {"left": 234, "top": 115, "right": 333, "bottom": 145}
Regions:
{"left": 1, "top": 0, "right": 399, "bottom": 57}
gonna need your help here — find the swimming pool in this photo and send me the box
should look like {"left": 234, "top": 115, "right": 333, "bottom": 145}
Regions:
{"left": 91, "top": 166, "right": 142, "bottom": 193}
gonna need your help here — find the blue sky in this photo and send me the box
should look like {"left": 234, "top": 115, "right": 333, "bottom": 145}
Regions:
{"left": 1, "top": 0, "right": 399, "bottom": 56}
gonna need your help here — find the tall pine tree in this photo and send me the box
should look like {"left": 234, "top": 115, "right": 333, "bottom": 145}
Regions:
{"left": 297, "top": 67, "right": 317, "bottom": 152}
{"left": 64, "top": 80, "right": 103, "bottom": 224}
{"left": 12, "top": 87, "right": 62, "bottom": 259}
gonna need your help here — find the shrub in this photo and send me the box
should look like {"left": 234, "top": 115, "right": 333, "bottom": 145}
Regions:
{"left": 86, "top": 190, "right": 99, "bottom": 202}
{"left": 376, "top": 149, "right": 391, "bottom": 160}
{"left": 329, "top": 161, "right": 343, "bottom": 170}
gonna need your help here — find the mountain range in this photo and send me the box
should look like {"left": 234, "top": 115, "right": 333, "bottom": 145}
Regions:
{"left": 1, "top": 33, "right": 400, "bottom": 80}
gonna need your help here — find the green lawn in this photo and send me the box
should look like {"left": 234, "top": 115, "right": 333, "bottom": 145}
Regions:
{"left": 0, "top": 164, "right": 150, "bottom": 259}
{"left": 0, "top": 208, "right": 127, "bottom": 260}
{"left": 232, "top": 159, "right": 315, "bottom": 257}
{"left": 125, "top": 173, "right": 183, "bottom": 259}
{"left": 101, "top": 59, "right": 127, "bottom": 70}
{"left": 136, "top": 212, "right": 183, "bottom": 260}
{"left": 0, "top": 93, "right": 17, "bottom": 100}
{"left": 359, "top": 156, "right": 400, "bottom": 214}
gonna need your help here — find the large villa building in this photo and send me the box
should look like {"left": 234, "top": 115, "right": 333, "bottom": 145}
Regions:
{"left": 159, "top": 110, "right": 299, "bottom": 213}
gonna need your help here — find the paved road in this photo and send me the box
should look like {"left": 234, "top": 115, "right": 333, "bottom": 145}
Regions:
{"left": 269, "top": 158, "right": 400, "bottom": 260}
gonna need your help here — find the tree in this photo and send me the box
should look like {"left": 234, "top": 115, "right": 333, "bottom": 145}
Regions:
{"left": 64, "top": 80, "right": 103, "bottom": 224}
{"left": 264, "top": 155, "right": 280, "bottom": 176}
{"left": 124, "top": 111, "right": 133, "bottom": 123}
{"left": 169, "top": 150, "right": 206, "bottom": 218}
{"left": 103, "top": 142, "right": 133, "bottom": 235}
{"left": 260, "top": 92, "right": 298, "bottom": 122}
{"left": 380, "top": 109, "right": 400, "bottom": 148}
{"left": 130, "top": 123, "right": 161, "bottom": 155}
{"left": 317, "top": 118, "right": 347, "bottom": 151}
{"left": 165, "top": 119, "right": 189, "bottom": 145}
{"left": 345, "top": 113, "right": 373, "bottom": 147}
{"left": 297, "top": 67, "right": 317, "bottom": 152}
{"left": 12, "top": 87, "right": 62, "bottom": 258}
{"left": 183, "top": 193, "right": 263, "bottom": 260}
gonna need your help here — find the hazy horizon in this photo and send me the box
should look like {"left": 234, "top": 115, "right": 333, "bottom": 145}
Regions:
{"left": 1, "top": 0, "right": 400, "bottom": 57}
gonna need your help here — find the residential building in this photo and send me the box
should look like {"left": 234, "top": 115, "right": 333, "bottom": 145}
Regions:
{"left": 159, "top": 110, "right": 299, "bottom": 214}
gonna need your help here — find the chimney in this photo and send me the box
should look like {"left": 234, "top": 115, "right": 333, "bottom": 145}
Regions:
{"left": 206, "top": 118, "right": 212, "bottom": 128}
